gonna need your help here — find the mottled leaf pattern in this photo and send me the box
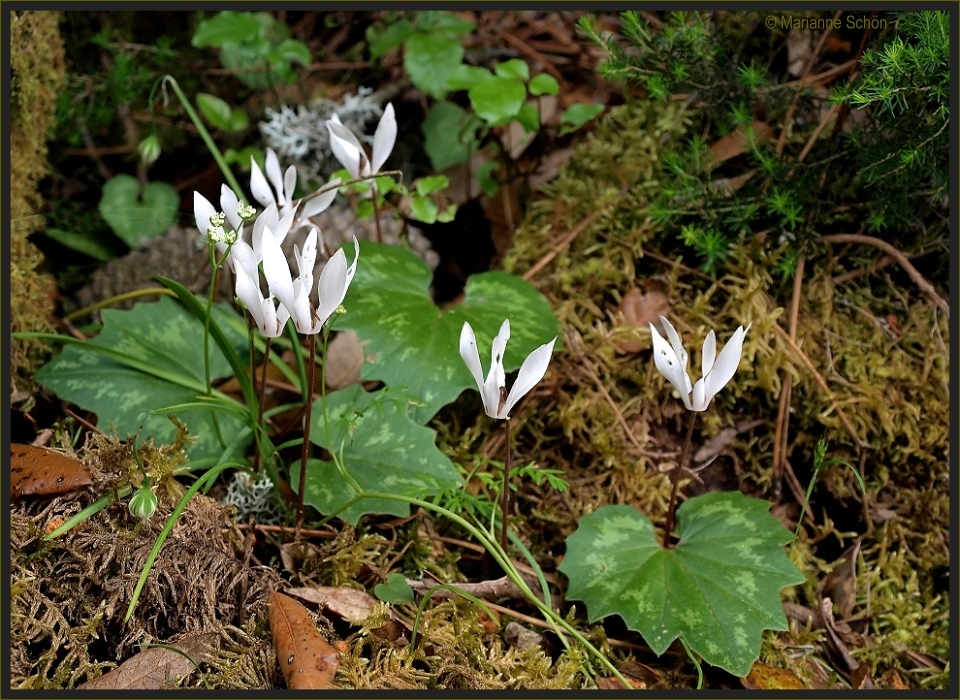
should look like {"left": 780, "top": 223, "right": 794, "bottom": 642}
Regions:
{"left": 339, "top": 241, "right": 558, "bottom": 423}
{"left": 560, "top": 492, "right": 805, "bottom": 676}
{"left": 34, "top": 297, "right": 250, "bottom": 460}
{"left": 294, "top": 384, "right": 461, "bottom": 524}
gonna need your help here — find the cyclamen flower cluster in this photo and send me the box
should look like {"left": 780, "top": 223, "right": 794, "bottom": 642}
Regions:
{"left": 194, "top": 103, "right": 398, "bottom": 339}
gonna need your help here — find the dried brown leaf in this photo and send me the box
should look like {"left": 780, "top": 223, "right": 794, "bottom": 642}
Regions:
{"left": 285, "top": 586, "right": 378, "bottom": 623}
{"left": 325, "top": 330, "right": 364, "bottom": 391}
{"left": 269, "top": 592, "right": 340, "bottom": 690}
{"left": 741, "top": 660, "right": 807, "bottom": 689}
{"left": 612, "top": 280, "right": 671, "bottom": 353}
{"left": 79, "top": 633, "right": 216, "bottom": 689}
{"left": 11, "top": 443, "right": 92, "bottom": 500}
{"left": 706, "top": 121, "right": 773, "bottom": 170}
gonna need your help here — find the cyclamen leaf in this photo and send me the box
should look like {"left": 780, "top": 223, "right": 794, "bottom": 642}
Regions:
{"left": 34, "top": 297, "right": 251, "bottom": 460}
{"left": 338, "top": 241, "right": 559, "bottom": 423}
{"left": 559, "top": 492, "right": 805, "bottom": 677}
{"left": 294, "top": 384, "right": 461, "bottom": 524}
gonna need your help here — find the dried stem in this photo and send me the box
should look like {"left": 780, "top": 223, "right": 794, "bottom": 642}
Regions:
{"left": 662, "top": 410, "right": 697, "bottom": 548}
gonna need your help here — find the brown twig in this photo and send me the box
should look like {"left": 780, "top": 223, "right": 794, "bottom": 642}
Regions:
{"left": 821, "top": 233, "right": 949, "bottom": 317}
{"left": 494, "top": 27, "right": 566, "bottom": 84}
{"left": 235, "top": 522, "right": 337, "bottom": 539}
{"left": 522, "top": 210, "right": 601, "bottom": 281}
{"left": 772, "top": 256, "right": 805, "bottom": 498}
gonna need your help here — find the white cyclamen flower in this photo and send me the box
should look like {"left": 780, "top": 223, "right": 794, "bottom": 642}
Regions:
{"left": 326, "top": 102, "right": 397, "bottom": 179}
{"left": 250, "top": 148, "right": 341, "bottom": 225}
{"left": 459, "top": 320, "right": 557, "bottom": 420}
{"left": 233, "top": 239, "right": 287, "bottom": 338}
{"left": 649, "top": 315, "right": 749, "bottom": 412}
{"left": 263, "top": 228, "right": 359, "bottom": 336}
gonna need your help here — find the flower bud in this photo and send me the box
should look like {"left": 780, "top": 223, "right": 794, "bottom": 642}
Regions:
{"left": 138, "top": 134, "right": 161, "bottom": 167}
{"left": 129, "top": 485, "right": 158, "bottom": 521}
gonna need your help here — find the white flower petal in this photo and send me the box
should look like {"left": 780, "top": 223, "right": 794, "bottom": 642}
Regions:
{"left": 371, "top": 102, "right": 396, "bottom": 174}
{"left": 650, "top": 322, "right": 693, "bottom": 410}
{"left": 327, "top": 121, "right": 363, "bottom": 178}
{"left": 220, "top": 185, "right": 242, "bottom": 231}
{"left": 273, "top": 208, "right": 297, "bottom": 249}
{"left": 459, "top": 322, "right": 485, "bottom": 399}
{"left": 482, "top": 320, "right": 511, "bottom": 418}
{"left": 296, "top": 228, "right": 319, "bottom": 288}
{"left": 659, "top": 315, "right": 690, "bottom": 387}
{"left": 290, "top": 280, "right": 314, "bottom": 334}
{"left": 300, "top": 179, "right": 341, "bottom": 220}
{"left": 250, "top": 157, "right": 275, "bottom": 208}
{"left": 283, "top": 165, "right": 297, "bottom": 207}
{"left": 315, "top": 247, "right": 348, "bottom": 327}
{"left": 228, "top": 239, "right": 257, "bottom": 281}
{"left": 234, "top": 259, "right": 265, "bottom": 328}
{"left": 261, "top": 225, "right": 295, "bottom": 312}
{"left": 252, "top": 203, "right": 279, "bottom": 261}
{"left": 327, "top": 117, "right": 363, "bottom": 151}
{"left": 501, "top": 336, "right": 556, "bottom": 418}
{"left": 703, "top": 325, "right": 748, "bottom": 404}
{"left": 691, "top": 378, "right": 709, "bottom": 412}
{"left": 259, "top": 296, "right": 283, "bottom": 338}
{"left": 265, "top": 149, "right": 284, "bottom": 204}
{"left": 194, "top": 192, "right": 216, "bottom": 234}
{"left": 701, "top": 329, "right": 717, "bottom": 380}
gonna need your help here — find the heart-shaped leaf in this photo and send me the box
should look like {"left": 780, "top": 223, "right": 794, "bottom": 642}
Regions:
{"left": 293, "top": 385, "right": 461, "bottom": 524}
{"left": 35, "top": 297, "right": 251, "bottom": 460}
{"left": 404, "top": 32, "right": 463, "bottom": 99}
{"left": 338, "top": 241, "right": 559, "bottom": 423}
{"left": 99, "top": 174, "right": 179, "bottom": 248}
{"left": 375, "top": 573, "right": 415, "bottom": 604}
{"left": 422, "top": 101, "right": 481, "bottom": 171}
{"left": 469, "top": 76, "right": 527, "bottom": 124}
{"left": 559, "top": 492, "right": 805, "bottom": 677}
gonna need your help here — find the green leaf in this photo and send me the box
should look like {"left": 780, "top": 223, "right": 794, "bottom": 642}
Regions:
{"left": 98, "top": 175, "right": 179, "bottom": 248}
{"left": 410, "top": 196, "right": 438, "bottom": 224}
{"left": 45, "top": 228, "right": 116, "bottom": 262}
{"left": 295, "top": 385, "right": 462, "bottom": 524}
{"left": 422, "top": 101, "right": 480, "bottom": 171}
{"left": 271, "top": 37, "right": 311, "bottom": 66}
{"left": 375, "top": 573, "right": 415, "bottom": 604}
{"left": 196, "top": 92, "right": 248, "bottom": 132}
{"left": 404, "top": 33, "right": 463, "bottom": 99}
{"left": 559, "top": 492, "right": 806, "bottom": 677}
{"left": 367, "top": 19, "right": 415, "bottom": 60}
{"left": 192, "top": 11, "right": 261, "bottom": 48}
{"left": 446, "top": 64, "right": 494, "bottom": 91}
{"left": 34, "top": 296, "right": 252, "bottom": 460}
{"left": 516, "top": 103, "right": 540, "bottom": 133}
{"left": 559, "top": 103, "right": 605, "bottom": 135}
{"left": 415, "top": 175, "right": 449, "bottom": 196}
{"left": 437, "top": 203, "right": 458, "bottom": 223}
{"left": 529, "top": 73, "right": 560, "bottom": 96}
{"left": 494, "top": 58, "right": 530, "bottom": 81}
{"left": 419, "top": 11, "right": 475, "bottom": 37}
{"left": 468, "top": 76, "right": 527, "bottom": 124}
{"left": 340, "top": 242, "right": 559, "bottom": 422}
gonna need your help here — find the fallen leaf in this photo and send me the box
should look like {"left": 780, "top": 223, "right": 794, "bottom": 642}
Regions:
{"left": 79, "top": 633, "right": 216, "bottom": 689}
{"left": 325, "top": 330, "right": 364, "bottom": 391}
{"left": 612, "top": 280, "right": 671, "bottom": 353}
{"left": 880, "top": 668, "right": 909, "bottom": 690}
{"left": 269, "top": 592, "right": 340, "bottom": 690}
{"left": 285, "top": 586, "right": 378, "bottom": 623}
{"left": 706, "top": 122, "right": 774, "bottom": 170}
{"left": 10, "top": 444, "right": 92, "bottom": 500}
{"left": 741, "top": 660, "right": 806, "bottom": 689}
{"left": 851, "top": 663, "right": 872, "bottom": 690}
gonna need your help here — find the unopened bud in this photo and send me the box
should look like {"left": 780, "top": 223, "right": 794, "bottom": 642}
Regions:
{"left": 129, "top": 485, "right": 158, "bottom": 521}
{"left": 138, "top": 134, "right": 161, "bottom": 167}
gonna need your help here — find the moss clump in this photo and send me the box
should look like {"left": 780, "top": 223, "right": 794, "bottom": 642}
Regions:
{"left": 10, "top": 11, "right": 67, "bottom": 383}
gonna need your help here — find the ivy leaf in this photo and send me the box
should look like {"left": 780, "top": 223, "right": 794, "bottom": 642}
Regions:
{"left": 99, "top": 175, "right": 178, "bottom": 248}
{"left": 34, "top": 297, "right": 251, "bottom": 460}
{"left": 559, "top": 492, "right": 805, "bottom": 677}
{"left": 338, "top": 241, "right": 558, "bottom": 423}
{"left": 404, "top": 33, "right": 463, "bottom": 99}
{"left": 294, "top": 385, "right": 462, "bottom": 524}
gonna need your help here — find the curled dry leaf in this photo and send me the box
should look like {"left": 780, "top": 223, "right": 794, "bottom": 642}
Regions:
{"left": 78, "top": 632, "right": 216, "bottom": 689}
{"left": 612, "top": 279, "right": 671, "bottom": 353}
{"left": 10, "top": 443, "right": 92, "bottom": 500}
{"left": 325, "top": 330, "right": 365, "bottom": 391}
{"left": 285, "top": 586, "right": 379, "bottom": 624}
{"left": 705, "top": 121, "right": 774, "bottom": 170}
{"left": 269, "top": 592, "right": 340, "bottom": 690}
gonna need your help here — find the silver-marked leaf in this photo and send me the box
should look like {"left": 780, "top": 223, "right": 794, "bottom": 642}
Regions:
{"left": 35, "top": 297, "right": 250, "bottom": 460}
{"left": 559, "top": 492, "right": 805, "bottom": 676}
{"left": 293, "top": 385, "right": 461, "bottom": 524}
{"left": 338, "top": 241, "right": 559, "bottom": 423}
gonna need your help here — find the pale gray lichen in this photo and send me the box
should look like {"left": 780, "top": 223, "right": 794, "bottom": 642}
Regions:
{"left": 221, "top": 471, "right": 284, "bottom": 524}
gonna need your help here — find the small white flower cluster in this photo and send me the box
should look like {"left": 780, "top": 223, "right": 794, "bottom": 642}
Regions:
{"left": 222, "top": 470, "right": 284, "bottom": 524}
{"left": 259, "top": 88, "right": 385, "bottom": 180}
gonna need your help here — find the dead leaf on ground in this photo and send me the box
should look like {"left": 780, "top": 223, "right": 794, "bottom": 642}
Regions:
{"left": 741, "top": 660, "right": 806, "bottom": 689}
{"left": 79, "top": 632, "right": 216, "bottom": 689}
{"left": 269, "top": 592, "right": 340, "bottom": 690}
{"left": 880, "top": 668, "right": 910, "bottom": 690}
{"left": 612, "top": 279, "right": 671, "bottom": 353}
{"left": 325, "top": 330, "right": 364, "bottom": 391}
{"left": 286, "top": 586, "right": 379, "bottom": 623}
{"left": 705, "top": 121, "right": 774, "bottom": 170}
{"left": 11, "top": 443, "right": 92, "bottom": 500}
